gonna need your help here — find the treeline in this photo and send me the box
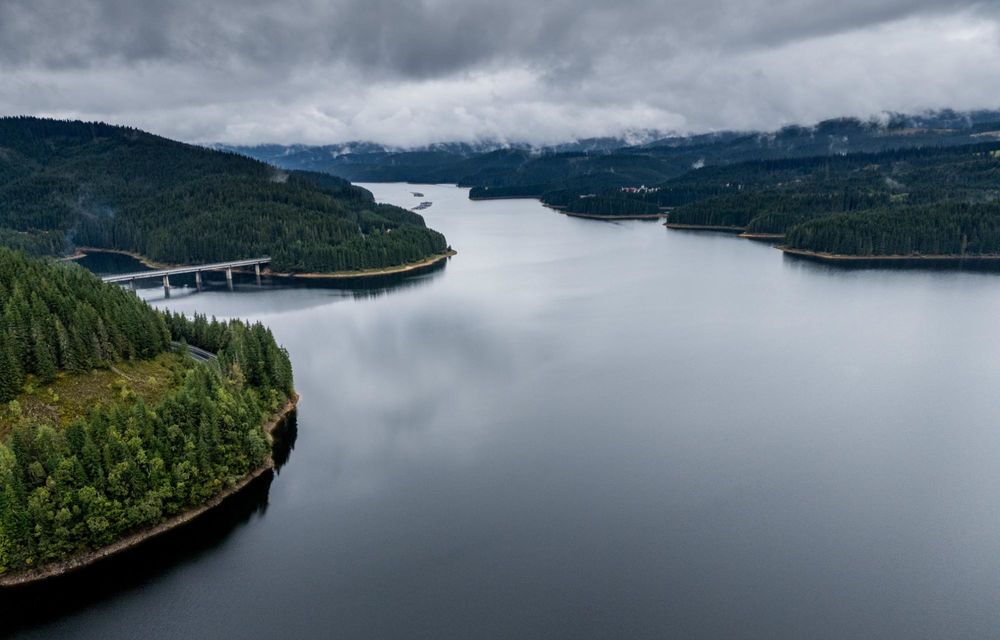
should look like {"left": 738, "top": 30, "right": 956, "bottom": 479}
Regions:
{"left": 0, "top": 250, "right": 294, "bottom": 574}
{"left": 469, "top": 185, "right": 547, "bottom": 200}
{"left": 72, "top": 174, "right": 448, "bottom": 273}
{"left": 222, "top": 109, "right": 1000, "bottom": 256}
{"left": 164, "top": 311, "right": 293, "bottom": 397}
{"left": 233, "top": 111, "right": 1000, "bottom": 220}
{"left": 516, "top": 127, "right": 1000, "bottom": 220}
{"left": 668, "top": 178, "right": 893, "bottom": 231}
{"left": 785, "top": 203, "right": 1000, "bottom": 256}
{"left": 0, "top": 117, "right": 449, "bottom": 274}
{"left": 0, "top": 248, "right": 170, "bottom": 402}
{"left": 0, "top": 229, "right": 72, "bottom": 258}
{"left": 654, "top": 144, "right": 1000, "bottom": 255}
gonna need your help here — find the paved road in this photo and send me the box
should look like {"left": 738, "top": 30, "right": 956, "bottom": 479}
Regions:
{"left": 170, "top": 342, "right": 217, "bottom": 362}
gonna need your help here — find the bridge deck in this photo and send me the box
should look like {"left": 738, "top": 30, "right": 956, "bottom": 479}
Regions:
{"left": 101, "top": 257, "right": 270, "bottom": 283}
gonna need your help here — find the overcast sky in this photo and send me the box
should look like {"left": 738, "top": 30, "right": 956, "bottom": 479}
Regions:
{"left": 0, "top": 0, "right": 998, "bottom": 146}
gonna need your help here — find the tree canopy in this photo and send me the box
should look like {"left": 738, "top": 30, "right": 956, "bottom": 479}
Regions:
{"left": 0, "top": 117, "right": 448, "bottom": 273}
{"left": 0, "top": 249, "right": 294, "bottom": 575}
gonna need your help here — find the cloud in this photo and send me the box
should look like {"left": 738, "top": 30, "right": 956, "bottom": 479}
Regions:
{"left": 0, "top": 0, "right": 997, "bottom": 145}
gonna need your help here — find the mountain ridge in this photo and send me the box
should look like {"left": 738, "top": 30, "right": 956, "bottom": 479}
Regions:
{"left": 0, "top": 117, "right": 449, "bottom": 274}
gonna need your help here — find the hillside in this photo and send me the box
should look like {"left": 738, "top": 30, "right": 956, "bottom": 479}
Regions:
{"left": 0, "top": 117, "right": 449, "bottom": 274}
{"left": 229, "top": 110, "right": 1000, "bottom": 216}
{"left": 658, "top": 142, "right": 1000, "bottom": 228}
{"left": 0, "top": 248, "right": 294, "bottom": 577}
{"left": 783, "top": 203, "right": 1000, "bottom": 257}
{"left": 229, "top": 109, "right": 1000, "bottom": 259}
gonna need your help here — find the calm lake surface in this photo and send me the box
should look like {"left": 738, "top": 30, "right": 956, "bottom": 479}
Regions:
{"left": 10, "top": 183, "right": 1000, "bottom": 638}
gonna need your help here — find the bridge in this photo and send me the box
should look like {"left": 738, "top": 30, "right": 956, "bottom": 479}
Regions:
{"left": 102, "top": 257, "right": 271, "bottom": 295}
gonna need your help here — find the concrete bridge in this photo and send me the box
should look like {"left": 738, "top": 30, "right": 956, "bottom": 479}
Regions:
{"left": 102, "top": 257, "right": 271, "bottom": 295}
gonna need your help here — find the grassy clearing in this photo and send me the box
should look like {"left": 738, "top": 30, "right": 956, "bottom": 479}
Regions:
{"left": 0, "top": 352, "right": 193, "bottom": 436}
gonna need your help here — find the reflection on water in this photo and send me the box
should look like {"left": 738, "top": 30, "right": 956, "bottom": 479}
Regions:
{"left": 72, "top": 251, "right": 151, "bottom": 276}
{"left": 75, "top": 249, "right": 449, "bottom": 309}
{"left": 5, "top": 474, "right": 273, "bottom": 632}
{"left": 15, "top": 184, "right": 1000, "bottom": 639}
{"left": 271, "top": 410, "right": 299, "bottom": 472}
{"left": 782, "top": 251, "right": 1000, "bottom": 273}
{"left": 4, "top": 411, "right": 298, "bottom": 634}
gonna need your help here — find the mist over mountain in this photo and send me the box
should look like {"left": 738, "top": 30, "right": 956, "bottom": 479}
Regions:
{"left": 221, "top": 109, "right": 1000, "bottom": 183}
{"left": 4, "top": 1, "right": 1000, "bottom": 145}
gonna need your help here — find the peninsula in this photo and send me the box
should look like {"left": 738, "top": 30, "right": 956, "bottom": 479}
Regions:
{"left": 0, "top": 248, "right": 297, "bottom": 584}
{"left": 0, "top": 117, "right": 451, "bottom": 278}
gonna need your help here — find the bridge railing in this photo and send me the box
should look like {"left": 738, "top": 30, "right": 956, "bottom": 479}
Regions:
{"left": 101, "top": 257, "right": 271, "bottom": 285}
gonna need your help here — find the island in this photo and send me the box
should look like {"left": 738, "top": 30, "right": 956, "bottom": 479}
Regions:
{"left": 0, "top": 248, "right": 296, "bottom": 585}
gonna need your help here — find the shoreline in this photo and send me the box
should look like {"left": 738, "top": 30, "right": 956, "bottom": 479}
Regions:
{"left": 562, "top": 211, "right": 668, "bottom": 221}
{"left": 0, "top": 393, "right": 299, "bottom": 588}
{"left": 664, "top": 223, "right": 746, "bottom": 233}
{"left": 779, "top": 247, "right": 1000, "bottom": 262}
{"left": 265, "top": 250, "right": 456, "bottom": 279}
{"left": 739, "top": 232, "right": 785, "bottom": 241}
{"left": 467, "top": 193, "right": 667, "bottom": 221}
{"left": 66, "top": 247, "right": 176, "bottom": 270}
{"left": 468, "top": 195, "right": 543, "bottom": 201}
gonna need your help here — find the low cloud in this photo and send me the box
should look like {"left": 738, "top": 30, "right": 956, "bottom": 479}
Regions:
{"left": 0, "top": 0, "right": 997, "bottom": 145}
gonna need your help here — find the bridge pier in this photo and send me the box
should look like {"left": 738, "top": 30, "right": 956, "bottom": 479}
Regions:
{"left": 101, "top": 257, "right": 271, "bottom": 292}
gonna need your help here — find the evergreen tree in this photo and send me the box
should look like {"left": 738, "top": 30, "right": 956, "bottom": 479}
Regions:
{"left": 0, "top": 248, "right": 295, "bottom": 575}
{"left": 0, "top": 343, "right": 21, "bottom": 403}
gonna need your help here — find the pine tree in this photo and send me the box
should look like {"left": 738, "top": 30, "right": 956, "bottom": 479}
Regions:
{"left": 31, "top": 325, "right": 57, "bottom": 383}
{"left": 0, "top": 342, "right": 22, "bottom": 403}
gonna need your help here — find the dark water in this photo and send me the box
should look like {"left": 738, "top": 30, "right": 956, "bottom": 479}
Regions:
{"left": 10, "top": 184, "right": 1000, "bottom": 638}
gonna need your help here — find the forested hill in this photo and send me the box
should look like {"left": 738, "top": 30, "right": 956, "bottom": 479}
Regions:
{"left": 227, "top": 107, "right": 1000, "bottom": 259}
{"left": 783, "top": 203, "right": 1000, "bottom": 257}
{"left": 228, "top": 110, "right": 1000, "bottom": 213}
{"left": 0, "top": 248, "right": 295, "bottom": 575}
{"left": 0, "top": 247, "right": 171, "bottom": 401}
{"left": 0, "top": 117, "right": 448, "bottom": 273}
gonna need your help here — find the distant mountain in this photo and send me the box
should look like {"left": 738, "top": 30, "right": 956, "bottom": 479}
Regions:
{"left": 219, "top": 109, "right": 1000, "bottom": 199}
{"left": 0, "top": 117, "right": 448, "bottom": 273}
{"left": 224, "top": 108, "right": 1000, "bottom": 259}
{"left": 219, "top": 133, "right": 665, "bottom": 182}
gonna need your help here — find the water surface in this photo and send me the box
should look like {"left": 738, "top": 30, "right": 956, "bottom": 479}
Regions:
{"left": 10, "top": 184, "right": 1000, "bottom": 639}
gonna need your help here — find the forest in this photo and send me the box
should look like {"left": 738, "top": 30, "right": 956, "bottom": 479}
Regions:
{"left": 485, "top": 141, "right": 1000, "bottom": 256}
{"left": 230, "top": 110, "right": 1000, "bottom": 257}
{"left": 0, "top": 248, "right": 294, "bottom": 575}
{"left": 784, "top": 203, "right": 1000, "bottom": 256}
{"left": 233, "top": 110, "right": 1000, "bottom": 218}
{"left": 0, "top": 117, "right": 449, "bottom": 273}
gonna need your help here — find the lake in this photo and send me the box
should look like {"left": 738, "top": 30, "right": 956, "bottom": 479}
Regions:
{"left": 9, "top": 183, "right": 1000, "bottom": 638}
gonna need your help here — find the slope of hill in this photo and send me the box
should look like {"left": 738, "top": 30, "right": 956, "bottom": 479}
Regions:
{"left": 229, "top": 108, "right": 1000, "bottom": 259}
{"left": 650, "top": 142, "right": 1000, "bottom": 229}
{"left": 0, "top": 248, "right": 294, "bottom": 579}
{"left": 0, "top": 117, "right": 449, "bottom": 274}
{"left": 227, "top": 110, "right": 1000, "bottom": 215}
{"left": 222, "top": 138, "right": 654, "bottom": 184}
